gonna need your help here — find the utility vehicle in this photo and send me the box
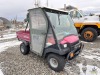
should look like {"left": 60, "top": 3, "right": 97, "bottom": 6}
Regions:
{"left": 16, "top": 7, "right": 84, "bottom": 72}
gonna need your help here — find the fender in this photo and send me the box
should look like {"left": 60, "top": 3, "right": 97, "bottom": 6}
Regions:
{"left": 43, "top": 48, "right": 70, "bottom": 58}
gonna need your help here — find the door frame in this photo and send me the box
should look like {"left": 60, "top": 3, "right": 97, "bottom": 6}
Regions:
{"left": 28, "top": 8, "right": 48, "bottom": 56}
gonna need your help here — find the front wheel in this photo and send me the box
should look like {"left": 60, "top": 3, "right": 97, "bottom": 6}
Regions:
{"left": 81, "top": 27, "right": 98, "bottom": 42}
{"left": 20, "top": 43, "right": 30, "bottom": 55}
{"left": 47, "top": 54, "right": 66, "bottom": 72}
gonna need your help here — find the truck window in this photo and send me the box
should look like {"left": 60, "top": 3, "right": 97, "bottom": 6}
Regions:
{"left": 70, "top": 11, "right": 82, "bottom": 18}
{"left": 76, "top": 11, "right": 82, "bottom": 18}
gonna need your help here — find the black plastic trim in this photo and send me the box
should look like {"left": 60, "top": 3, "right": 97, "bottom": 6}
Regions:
{"left": 43, "top": 47, "right": 70, "bottom": 57}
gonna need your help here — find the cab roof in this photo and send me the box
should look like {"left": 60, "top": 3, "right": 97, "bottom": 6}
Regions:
{"left": 28, "top": 7, "right": 68, "bottom": 14}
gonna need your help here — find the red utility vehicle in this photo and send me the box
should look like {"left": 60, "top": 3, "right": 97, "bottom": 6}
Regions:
{"left": 16, "top": 7, "right": 84, "bottom": 72}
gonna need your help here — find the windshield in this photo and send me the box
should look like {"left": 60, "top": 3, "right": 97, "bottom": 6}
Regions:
{"left": 46, "top": 11, "right": 78, "bottom": 41}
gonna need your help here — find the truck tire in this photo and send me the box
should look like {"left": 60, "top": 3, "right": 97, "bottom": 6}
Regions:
{"left": 20, "top": 43, "right": 30, "bottom": 55}
{"left": 47, "top": 54, "right": 66, "bottom": 72}
{"left": 81, "top": 27, "right": 98, "bottom": 42}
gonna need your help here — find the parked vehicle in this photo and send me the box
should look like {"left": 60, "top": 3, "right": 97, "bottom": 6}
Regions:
{"left": 69, "top": 9, "right": 100, "bottom": 42}
{"left": 16, "top": 7, "right": 84, "bottom": 72}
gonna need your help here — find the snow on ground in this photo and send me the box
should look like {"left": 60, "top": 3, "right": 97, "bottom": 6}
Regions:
{"left": 0, "top": 69, "right": 3, "bottom": 75}
{"left": 0, "top": 30, "right": 20, "bottom": 75}
{"left": 84, "top": 55, "right": 100, "bottom": 61}
{"left": 0, "top": 29, "right": 99, "bottom": 75}
{"left": 77, "top": 64, "right": 100, "bottom": 75}
{"left": 92, "top": 48, "right": 100, "bottom": 51}
{"left": 0, "top": 33, "right": 16, "bottom": 40}
{"left": 81, "top": 41, "right": 95, "bottom": 44}
{"left": 0, "top": 63, "right": 4, "bottom": 75}
{"left": 81, "top": 41, "right": 88, "bottom": 44}
{"left": 0, "top": 40, "right": 21, "bottom": 53}
{"left": 81, "top": 48, "right": 100, "bottom": 61}
{"left": 0, "top": 32, "right": 21, "bottom": 53}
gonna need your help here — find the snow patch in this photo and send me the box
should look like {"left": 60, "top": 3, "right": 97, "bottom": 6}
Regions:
{"left": 81, "top": 41, "right": 88, "bottom": 43}
{"left": 83, "top": 55, "right": 100, "bottom": 61}
{"left": 81, "top": 41, "right": 95, "bottom": 44}
{"left": 0, "top": 33, "right": 16, "bottom": 40}
{"left": 81, "top": 48, "right": 100, "bottom": 61}
{"left": 0, "top": 40, "right": 21, "bottom": 53}
{"left": 0, "top": 69, "right": 3, "bottom": 75}
{"left": 77, "top": 64, "right": 100, "bottom": 75}
{"left": 84, "top": 55, "right": 97, "bottom": 59}
{"left": 90, "top": 43, "right": 95, "bottom": 44}
{"left": 92, "top": 48, "right": 100, "bottom": 51}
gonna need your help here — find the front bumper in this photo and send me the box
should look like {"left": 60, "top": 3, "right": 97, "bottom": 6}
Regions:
{"left": 66, "top": 43, "right": 84, "bottom": 60}
{"left": 43, "top": 42, "right": 84, "bottom": 58}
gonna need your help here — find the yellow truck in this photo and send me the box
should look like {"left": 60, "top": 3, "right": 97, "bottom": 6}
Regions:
{"left": 69, "top": 9, "right": 100, "bottom": 42}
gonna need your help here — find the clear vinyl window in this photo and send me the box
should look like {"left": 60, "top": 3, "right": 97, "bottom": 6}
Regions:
{"left": 30, "top": 9, "right": 47, "bottom": 32}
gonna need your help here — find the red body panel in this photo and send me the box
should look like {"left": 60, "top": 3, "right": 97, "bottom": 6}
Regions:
{"left": 16, "top": 31, "right": 79, "bottom": 44}
{"left": 60, "top": 35, "right": 79, "bottom": 44}
{"left": 16, "top": 30, "right": 30, "bottom": 42}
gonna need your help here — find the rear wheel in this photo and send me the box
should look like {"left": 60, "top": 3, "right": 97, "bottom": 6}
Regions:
{"left": 47, "top": 54, "right": 66, "bottom": 72}
{"left": 20, "top": 43, "right": 30, "bottom": 55}
{"left": 81, "top": 27, "right": 98, "bottom": 42}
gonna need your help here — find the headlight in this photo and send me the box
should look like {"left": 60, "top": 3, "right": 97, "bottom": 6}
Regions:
{"left": 63, "top": 44, "right": 67, "bottom": 48}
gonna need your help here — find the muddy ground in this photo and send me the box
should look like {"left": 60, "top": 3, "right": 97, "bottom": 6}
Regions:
{"left": 0, "top": 30, "right": 100, "bottom": 75}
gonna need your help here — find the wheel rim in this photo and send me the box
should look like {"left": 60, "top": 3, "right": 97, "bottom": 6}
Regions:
{"left": 49, "top": 58, "right": 58, "bottom": 68}
{"left": 84, "top": 31, "right": 94, "bottom": 40}
{"left": 21, "top": 46, "right": 24, "bottom": 53}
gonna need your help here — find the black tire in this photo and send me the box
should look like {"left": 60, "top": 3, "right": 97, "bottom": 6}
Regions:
{"left": 20, "top": 43, "right": 30, "bottom": 55}
{"left": 47, "top": 54, "right": 66, "bottom": 72}
{"left": 81, "top": 27, "right": 98, "bottom": 42}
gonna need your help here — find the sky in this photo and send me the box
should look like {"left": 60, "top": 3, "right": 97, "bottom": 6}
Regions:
{"left": 0, "top": 0, "right": 100, "bottom": 21}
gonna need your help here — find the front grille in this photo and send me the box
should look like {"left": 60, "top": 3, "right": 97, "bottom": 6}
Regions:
{"left": 70, "top": 40, "right": 79, "bottom": 46}
{"left": 70, "top": 41, "right": 80, "bottom": 50}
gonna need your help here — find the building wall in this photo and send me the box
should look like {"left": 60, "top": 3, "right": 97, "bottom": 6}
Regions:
{"left": 0, "top": 19, "right": 3, "bottom": 25}
{"left": 0, "top": 17, "right": 12, "bottom": 29}
{"left": 0, "top": 19, "right": 4, "bottom": 30}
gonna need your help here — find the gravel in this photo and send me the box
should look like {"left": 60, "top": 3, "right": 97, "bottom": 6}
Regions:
{"left": 0, "top": 32, "right": 100, "bottom": 75}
